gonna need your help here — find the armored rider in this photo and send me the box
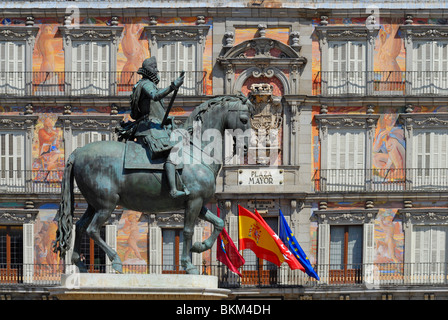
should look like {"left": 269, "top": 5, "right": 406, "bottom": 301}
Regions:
{"left": 130, "top": 57, "right": 189, "bottom": 199}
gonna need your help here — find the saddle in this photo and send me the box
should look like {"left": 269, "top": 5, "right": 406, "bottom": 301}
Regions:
{"left": 124, "top": 140, "right": 183, "bottom": 170}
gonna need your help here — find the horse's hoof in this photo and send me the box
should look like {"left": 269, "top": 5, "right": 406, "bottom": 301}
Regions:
{"left": 112, "top": 263, "right": 123, "bottom": 273}
{"left": 185, "top": 266, "right": 200, "bottom": 275}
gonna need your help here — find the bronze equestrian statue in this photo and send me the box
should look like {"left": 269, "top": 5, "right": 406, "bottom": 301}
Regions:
{"left": 53, "top": 57, "right": 254, "bottom": 275}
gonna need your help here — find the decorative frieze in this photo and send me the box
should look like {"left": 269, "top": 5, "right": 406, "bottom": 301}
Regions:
{"left": 314, "top": 209, "right": 378, "bottom": 225}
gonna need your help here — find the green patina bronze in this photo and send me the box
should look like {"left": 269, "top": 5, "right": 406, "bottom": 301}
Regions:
{"left": 53, "top": 58, "right": 254, "bottom": 275}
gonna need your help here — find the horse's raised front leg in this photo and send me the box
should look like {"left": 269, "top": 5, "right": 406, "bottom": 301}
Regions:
{"left": 72, "top": 205, "right": 95, "bottom": 273}
{"left": 86, "top": 208, "right": 123, "bottom": 273}
{"left": 181, "top": 197, "right": 202, "bottom": 275}
{"left": 191, "top": 206, "right": 224, "bottom": 253}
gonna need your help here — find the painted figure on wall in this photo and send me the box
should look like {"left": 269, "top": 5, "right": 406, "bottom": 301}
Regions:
{"left": 373, "top": 111, "right": 405, "bottom": 179}
{"left": 32, "top": 115, "right": 64, "bottom": 182}
{"left": 118, "top": 19, "right": 148, "bottom": 92}
{"left": 117, "top": 211, "right": 148, "bottom": 267}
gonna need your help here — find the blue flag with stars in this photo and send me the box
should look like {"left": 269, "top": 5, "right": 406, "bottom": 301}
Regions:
{"left": 279, "top": 209, "right": 320, "bottom": 280}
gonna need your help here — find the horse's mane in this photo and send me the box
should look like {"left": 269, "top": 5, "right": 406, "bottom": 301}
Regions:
{"left": 183, "top": 93, "right": 254, "bottom": 129}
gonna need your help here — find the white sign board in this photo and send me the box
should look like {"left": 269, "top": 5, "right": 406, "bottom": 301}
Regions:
{"left": 238, "top": 168, "right": 284, "bottom": 185}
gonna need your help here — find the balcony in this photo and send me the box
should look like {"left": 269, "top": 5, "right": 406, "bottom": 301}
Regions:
{"left": 313, "top": 71, "right": 448, "bottom": 96}
{"left": 0, "top": 71, "right": 207, "bottom": 97}
{"left": 2, "top": 263, "right": 448, "bottom": 289}
{"left": 313, "top": 168, "right": 448, "bottom": 193}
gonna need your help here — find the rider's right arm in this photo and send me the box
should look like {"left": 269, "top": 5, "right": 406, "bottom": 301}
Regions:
{"left": 143, "top": 81, "right": 174, "bottom": 102}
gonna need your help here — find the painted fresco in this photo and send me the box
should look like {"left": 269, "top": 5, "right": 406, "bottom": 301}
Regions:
{"left": 34, "top": 209, "right": 60, "bottom": 265}
{"left": 117, "top": 210, "right": 148, "bottom": 268}
{"left": 32, "top": 114, "right": 65, "bottom": 187}
{"left": 372, "top": 107, "right": 406, "bottom": 182}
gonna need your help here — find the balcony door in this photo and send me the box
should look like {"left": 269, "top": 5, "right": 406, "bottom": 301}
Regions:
{"left": 71, "top": 41, "right": 110, "bottom": 95}
{"left": 326, "top": 129, "right": 365, "bottom": 191}
{"left": 0, "top": 226, "right": 23, "bottom": 283}
{"left": 157, "top": 41, "right": 197, "bottom": 95}
{"left": 0, "top": 132, "right": 25, "bottom": 192}
{"left": 413, "top": 130, "right": 448, "bottom": 189}
{"left": 329, "top": 225, "right": 363, "bottom": 284}
{"left": 0, "top": 41, "right": 25, "bottom": 95}
{"left": 412, "top": 40, "right": 448, "bottom": 95}
{"left": 327, "top": 41, "right": 366, "bottom": 95}
{"left": 413, "top": 225, "right": 448, "bottom": 283}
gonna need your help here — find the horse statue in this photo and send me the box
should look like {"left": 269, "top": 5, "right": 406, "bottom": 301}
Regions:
{"left": 53, "top": 94, "right": 254, "bottom": 275}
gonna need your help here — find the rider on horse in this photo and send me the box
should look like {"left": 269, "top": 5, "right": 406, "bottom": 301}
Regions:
{"left": 117, "top": 57, "right": 189, "bottom": 199}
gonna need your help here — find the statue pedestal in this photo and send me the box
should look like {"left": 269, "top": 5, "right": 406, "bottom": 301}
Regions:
{"left": 49, "top": 273, "right": 230, "bottom": 300}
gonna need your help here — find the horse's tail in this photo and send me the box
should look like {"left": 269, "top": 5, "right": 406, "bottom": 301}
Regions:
{"left": 53, "top": 152, "right": 76, "bottom": 259}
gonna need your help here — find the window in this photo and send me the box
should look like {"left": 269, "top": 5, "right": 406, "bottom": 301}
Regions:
{"left": 145, "top": 24, "right": 209, "bottom": 96}
{"left": 71, "top": 41, "right": 110, "bottom": 95}
{"left": 413, "top": 225, "right": 448, "bottom": 279}
{"left": 412, "top": 40, "right": 448, "bottom": 94}
{"left": 0, "top": 41, "right": 25, "bottom": 95}
{"left": 315, "top": 209, "right": 377, "bottom": 284}
{"left": 157, "top": 41, "right": 196, "bottom": 95}
{"left": 329, "top": 225, "right": 363, "bottom": 283}
{"left": 60, "top": 25, "right": 123, "bottom": 97}
{"left": 413, "top": 129, "right": 448, "bottom": 189}
{"left": 80, "top": 227, "right": 106, "bottom": 273}
{"left": 326, "top": 129, "right": 365, "bottom": 191}
{"left": 328, "top": 41, "right": 366, "bottom": 95}
{"left": 315, "top": 114, "right": 379, "bottom": 192}
{"left": 0, "top": 226, "right": 23, "bottom": 283}
{"left": 71, "top": 131, "right": 110, "bottom": 152}
{"left": 0, "top": 132, "right": 25, "bottom": 190}
{"left": 162, "top": 229, "right": 184, "bottom": 273}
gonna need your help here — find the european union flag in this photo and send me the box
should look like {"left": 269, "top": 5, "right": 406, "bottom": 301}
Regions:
{"left": 279, "top": 209, "right": 320, "bottom": 281}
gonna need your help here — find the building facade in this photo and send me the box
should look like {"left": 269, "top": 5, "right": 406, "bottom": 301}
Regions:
{"left": 0, "top": 0, "right": 448, "bottom": 300}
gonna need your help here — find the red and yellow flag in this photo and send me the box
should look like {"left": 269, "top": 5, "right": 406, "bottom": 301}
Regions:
{"left": 238, "top": 205, "right": 305, "bottom": 271}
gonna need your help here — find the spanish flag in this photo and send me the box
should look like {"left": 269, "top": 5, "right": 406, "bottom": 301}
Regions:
{"left": 238, "top": 205, "right": 305, "bottom": 271}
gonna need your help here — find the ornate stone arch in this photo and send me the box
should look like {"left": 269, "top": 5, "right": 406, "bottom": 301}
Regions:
{"left": 218, "top": 35, "right": 306, "bottom": 95}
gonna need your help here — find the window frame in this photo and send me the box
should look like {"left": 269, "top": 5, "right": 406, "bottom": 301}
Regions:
{"left": 144, "top": 24, "right": 210, "bottom": 96}
{"left": 314, "top": 208, "right": 378, "bottom": 284}
{"left": 59, "top": 25, "right": 123, "bottom": 96}
{"left": 0, "top": 26, "right": 38, "bottom": 95}
{"left": 399, "top": 208, "right": 448, "bottom": 282}
{"left": 315, "top": 24, "right": 378, "bottom": 96}
{"left": 315, "top": 113, "right": 379, "bottom": 192}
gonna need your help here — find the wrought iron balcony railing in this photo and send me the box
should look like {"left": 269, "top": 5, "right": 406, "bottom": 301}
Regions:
{"left": 313, "top": 71, "right": 448, "bottom": 96}
{"left": 313, "top": 168, "right": 448, "bottom": 193}
{"left": 2, "top": 262, "right": 448, "bottom": 288}
{"left": 0, "top": 71, "right": 207, "bottom": 97}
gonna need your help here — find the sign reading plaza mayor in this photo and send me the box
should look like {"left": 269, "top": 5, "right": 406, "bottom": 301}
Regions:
{"left": 238, "top": 168, "right": 284, "bottom": 185}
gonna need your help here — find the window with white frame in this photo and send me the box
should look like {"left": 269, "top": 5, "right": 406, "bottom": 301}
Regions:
{"left": 412, "top": 225, "right": 448, "bottom": 279}
{"left": 59, "top": 25, "right": 123, "bottom": 97}
{"left": 0, "top": 41, "right": 25, "bottom": 95}
{"left": 315, "top": 24, "right": 378, "bottom": 96}
{"left": 145, "top": 24, "right": 209, "bottom": 96}
{"left": 326, "top": 129, "right": 366, "bottom": 191}
{"left": 412, "top": 40, "right": 448, "bottom": 94}
{"left": 0, "top": 132, "right": 25, "bottom": 188}
{"left": 412, "top": 129, "right": 448, "bottom": 189}
{"left": 71, "top": 130, "right": 110, "bottom": 152}
{"left": 157, "top": 41, "right": 196, "bottom": 95}
{"left": 328, "top": 41, "right": 366, "bottom": 95}
{"left": 315, "top": 113, "right": 379, "bottom": 193}
{"left": 71, "top": 41, "right": 110, "bottom": 95}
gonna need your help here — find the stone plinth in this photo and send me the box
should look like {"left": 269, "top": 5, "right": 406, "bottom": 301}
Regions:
{"left": 49, "top": 273, "right": 230, "bottom": 300}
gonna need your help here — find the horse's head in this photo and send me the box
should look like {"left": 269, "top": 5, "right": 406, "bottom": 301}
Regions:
{"left": 223, "top": 95, "right": 254, "bottom": 155}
